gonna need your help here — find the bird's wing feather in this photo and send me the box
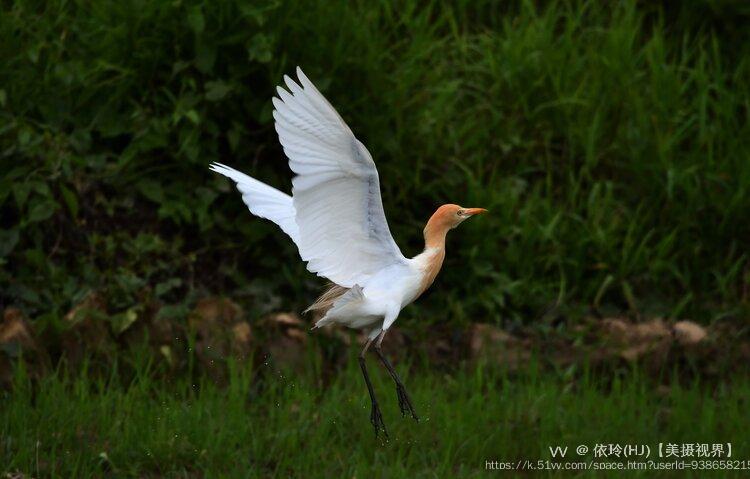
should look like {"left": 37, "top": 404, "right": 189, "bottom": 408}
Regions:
{"left": 209, "top": 162, "right": 301, "bottom": 247}
{"left": 273, "top": 67, "right": 406, "bottom": 287}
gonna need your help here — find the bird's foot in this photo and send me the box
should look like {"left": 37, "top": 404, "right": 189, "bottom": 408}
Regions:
{"left": 395, "top": 382, "right": 419, "bottom": 422}
{"left": 370, "top": 401, "right": 388, "bottom": 438}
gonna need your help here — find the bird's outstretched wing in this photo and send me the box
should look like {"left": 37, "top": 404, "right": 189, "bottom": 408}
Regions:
{"left": 208, "top": 162, "right": 301, "bottom": 247}
{"left": 273, "top": 67, "right": 407, "bottom": 288}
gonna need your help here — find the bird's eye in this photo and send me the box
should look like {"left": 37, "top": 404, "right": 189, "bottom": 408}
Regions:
{"left": 457, "top": 209, "right": 465, "bottom": 216}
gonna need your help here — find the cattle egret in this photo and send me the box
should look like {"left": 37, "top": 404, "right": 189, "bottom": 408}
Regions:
{"left": 210, "top": 67, "right": 487, "bottom": 437}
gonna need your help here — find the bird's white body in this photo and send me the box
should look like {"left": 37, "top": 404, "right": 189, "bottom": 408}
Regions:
{"left": 319, "top": 248, "right": 441, "bottom": 335}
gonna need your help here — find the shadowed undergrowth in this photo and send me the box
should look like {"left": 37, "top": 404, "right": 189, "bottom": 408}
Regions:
{"left": 1, "top": 0, "right": 749, "bottom": 338}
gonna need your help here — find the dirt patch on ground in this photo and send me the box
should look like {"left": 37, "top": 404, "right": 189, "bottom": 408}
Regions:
{"left": 1, "top": 299, "right": 746, "bottom": 387}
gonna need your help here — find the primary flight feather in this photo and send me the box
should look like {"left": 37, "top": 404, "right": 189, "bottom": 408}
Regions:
{"left": 210, "top": 67, "right": 487, "bottom": 438}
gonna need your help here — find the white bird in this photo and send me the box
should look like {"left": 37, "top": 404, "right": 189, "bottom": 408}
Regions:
{"left": 210, "top": 67, "right": 487, "bottom": 437}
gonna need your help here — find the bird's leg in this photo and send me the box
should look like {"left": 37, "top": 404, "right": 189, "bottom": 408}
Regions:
{"left": 373, "top": 330, "right": 419, "bottom": 422}
{"left": 358, "top": 338, "right": 388, "bottom": 438}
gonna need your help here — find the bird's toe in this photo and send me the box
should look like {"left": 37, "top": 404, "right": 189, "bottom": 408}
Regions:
{"left": 396, "top": 384, "right": 419, "bottom": 422}
{"left": 370, "top": 401, "right": 388, "bottom": 438}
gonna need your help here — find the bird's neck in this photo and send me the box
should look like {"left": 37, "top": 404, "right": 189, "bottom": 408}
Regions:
{"left": 423, "top": 228, "right": 447, "bottom": 250}
{"left": 423, "top": 210, "right": 451, "bottom": 250}
{"left": 413, "top": 216, "right": 450, "bottom": 298}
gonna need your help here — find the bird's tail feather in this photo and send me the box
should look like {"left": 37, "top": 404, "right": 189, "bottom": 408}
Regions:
{"left": 311, "top": 284, "right": 364, "bottom": 329}
{"left": 304, "top": 283, "right": 349, "bottom": 314}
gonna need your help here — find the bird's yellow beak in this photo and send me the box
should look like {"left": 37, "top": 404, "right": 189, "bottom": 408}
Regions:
{"left": 464, "top": 207, "right": 488, "bottom": 216}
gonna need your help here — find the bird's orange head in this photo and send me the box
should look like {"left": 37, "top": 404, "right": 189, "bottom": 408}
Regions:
{"left": 423, "top": 203, "right": 487, "bottom": 248}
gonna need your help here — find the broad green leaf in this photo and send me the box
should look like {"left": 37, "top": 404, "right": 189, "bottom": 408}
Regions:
{"left": 27, "top": 200, "right": 58, "bottom": 222}
{"left": 0, "top": 229, "right": 19, "bottom": 257}
{"left": 185, "top": 109, "right": 200, "bottom": 124}
{"left": 155, "top": 278, "right": 182, "bottom": 297}
{"left": 31, "top": 180, "right": 51, "bottom": 198}
{"left": 60, "top": 185, "right": 79, "bottom": 218}
{"left": 137, "top": 179, "right": 164, "bottom": 203}
{"left": 195, "top": 41, "right": 216, "bottom": 73}
{"left": 156, "top": 303, "right": 190, "bottom": 321}
{"left": 186, "top": 6, "right": 205, "bottom": 33}
{"left": 17, "top": 128, "right": 32, "bottom": 146}
{"left": 247, "top": 33, "right": 273, "bottom": 63}
{"left": 13, "top": 181, "right": 31, "bottom": 209}
{"left": 111, "top": 308, "right": 139, "bottom": 335}
{"left": 205, "top": 81, "right": 232, "bottom": 101}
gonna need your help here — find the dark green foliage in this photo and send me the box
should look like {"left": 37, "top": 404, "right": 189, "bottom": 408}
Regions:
{"left": 1, "top": 0, "right": 748, "bottom": 332}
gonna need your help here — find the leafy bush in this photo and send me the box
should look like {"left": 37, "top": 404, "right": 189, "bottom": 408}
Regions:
{"left": 1, "top": 0, "right": 748, "bottom": 339}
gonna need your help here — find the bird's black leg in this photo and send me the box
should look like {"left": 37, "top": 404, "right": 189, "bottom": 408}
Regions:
{"left": 374, "top": 332, "right": 419, "bottom": 422}
{"left": 358, "top": 339, "right": 388, "bottom": 438}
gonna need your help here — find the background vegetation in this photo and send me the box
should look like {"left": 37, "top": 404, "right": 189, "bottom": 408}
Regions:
{"left": 2, "top": 0, "right": 750, "bottom": 476}
{"left": 2, "top": 0, "right": 749, "bottom": 329}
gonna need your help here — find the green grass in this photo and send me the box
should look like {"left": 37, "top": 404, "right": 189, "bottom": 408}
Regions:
{"left": 3, "top": 355, "right": 748, "bottom": 477}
